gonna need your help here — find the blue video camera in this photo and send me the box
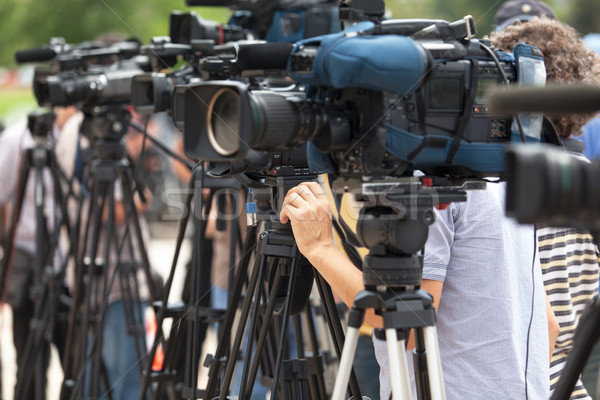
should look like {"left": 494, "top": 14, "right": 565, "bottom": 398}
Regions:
{"left": 180, "top": 15, "right": 546, "bottom": 179}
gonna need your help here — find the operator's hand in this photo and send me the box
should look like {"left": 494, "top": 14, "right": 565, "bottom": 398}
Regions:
{"left": 280, "top": 182, "right": 335, "bottom": 261}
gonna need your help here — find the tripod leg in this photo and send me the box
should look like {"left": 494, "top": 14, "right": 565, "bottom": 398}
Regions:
{"left": 141, "top": 174, "right": 195, "bottom": 399}
{"left": 117, "top": 170, "right": 160, "bottom": 380}
{"left": 218, "top": 253, "right": 268, "bottom": 400}
{"left": 183, "top": 192, "right": 215, "bottom": 398}
{"left": 313, "top": 271, "right": 362, "bottom": 399}
{"left": 33, "top": 155, "right": 48, "bottom": 400}
{"left": 385, "top": 328, "right": 413, "bottom": 400}
{"left": 550, "top": 298, "right": 600, "bottom": 400}
{"left": 89, "top": 180, "right": 117, "bottom": 397}
{"left": 331, "top": 315, "right": 362, "bottom": 400}
{"left": 271, "top": 256, "right": 301, "bottom": 399}
{"left": 423, "top": 326, "right": 446, "bottom": 399}
{"left": 0, "top": 150, "right": 32, "bottom": 301}
{"left": 60, "top": 178, "right": 96, "bottom": 399}
{"left": 8, "top": 151, "right": 50, "bottom": 400}
{"left": 242, "top": 269, "right": 284, "bottom": 399}
{"left": 203, "top": 225, "right": 257, "bottom": 399}
{"left": 302, "top": 306, "right": 327, "bottom": 399}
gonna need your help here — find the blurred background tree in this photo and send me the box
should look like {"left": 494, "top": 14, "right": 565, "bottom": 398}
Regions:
{"left": 0, "top": 1, "right": 230, "bottom": 67}
{"left": 0, "top": 0, "right": 598, "bottom": 122}
{"left": 0, "top": 1, "right": 230, "bottom": 122}
{"left": 567, "top": 0, "right": 600, "bottom": 34}
{"left": 384, "top": 0, "right": 584, "bottom": 37}
{"left": 1, "top": 0, "right": 598, "bottom": 68}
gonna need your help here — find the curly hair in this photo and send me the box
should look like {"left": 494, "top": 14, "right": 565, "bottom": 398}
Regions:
{"left": 491, "top": 17, "right": 600, "bottom": 137}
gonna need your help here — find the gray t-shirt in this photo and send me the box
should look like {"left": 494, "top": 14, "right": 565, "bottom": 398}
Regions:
{"left": 374, "top": 182, "right": 549, "bottom": 399}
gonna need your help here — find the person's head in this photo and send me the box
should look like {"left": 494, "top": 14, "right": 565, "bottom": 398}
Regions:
{"left": 54, "top": 106, "right": 78, "bottom": 130}
{"left": 491, "top": 18, "right": 600, "bottom": 137}
{"left": 493, "top": 0, "right": 557, "bottom": 32}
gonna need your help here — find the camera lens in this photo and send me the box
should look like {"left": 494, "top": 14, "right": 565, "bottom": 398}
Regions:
{"left": 207, "top": 88, "right": 241, "bottom": 156}
{"left": 506, "top": 145, "right": 600, "bottom": 227}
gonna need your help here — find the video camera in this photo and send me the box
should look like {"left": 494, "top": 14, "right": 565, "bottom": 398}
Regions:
{"left": 176, "top": 15, "right": 546, "bottom": 179}
{"left": 16, "top": 38, "right": 151, "bottom": 110}
{"left": 129, "top": 9, "right": 246, "bottom": 116}
{"left": 131, "top": 37, "right": 282, "bottom": 115}
{"left": 130, "top": 4, "right": 294, "bottom": 117}
{"left": 186, "top": 0, "right": 339, "bottom": 41}
{"left": 14, "top": 37, "right": 140, "bottom": 67}
{"left": 485, "top": 83, "right": 600, "bottom": 230}
{"left": 33, "top": 58, "right": 149, "bottom": 109}
{"left": 17, "top": 38, "right": 153, "bottom": 143}
{"left": 131, "top": 0, "right": 340, "bottom": 115}
{"left": 504, "top": 144, "right": 600, "bottom": 229}
{"left": 131, "top": 9, "right": 251, "bottom": 75}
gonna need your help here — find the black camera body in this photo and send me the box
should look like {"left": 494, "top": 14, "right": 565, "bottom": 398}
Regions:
{"left": 391, "top": 59, "right": 515, "bottom": 144}
{"left": 27, "top": 38, "right": 151, "bottom": 110}
{"left": 170, "top": 11, "right": 250, "bottom": 45}
{"left": 131, "top": 67, "right": 200, "bottom": 115}
{"left": 177, "top": 17, "right": 543, "bottom": 180}
{"left": 34, "top": 60, "right": 147, "bottom": 108}
{"left": 20, "top": 39, "right": 153, "bottom": 144}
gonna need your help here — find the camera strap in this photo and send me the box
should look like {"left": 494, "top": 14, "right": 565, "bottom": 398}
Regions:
{"left": 444, "top": 59, "right": 479, "bottom": 165}
{"left": 332, "top": 212, "right": 364, "bottom": 270}
{"left": 416, "top": 88, "right": 428, "bottom": 137}
{"left": 404, "top": 89, "right": 443, "bottom": 162}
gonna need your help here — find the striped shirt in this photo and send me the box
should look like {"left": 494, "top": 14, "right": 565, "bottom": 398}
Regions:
{"left": 538, "top": 227, "right": 600, "bottom": 400}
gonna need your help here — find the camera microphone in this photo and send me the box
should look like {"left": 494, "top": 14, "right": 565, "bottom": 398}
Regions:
{"left": 237, "top": 42, "right": 294, "bottom": 70}
{"left": 15, "top": 47, "right": 57, "bottom": 64}
{"left": 489, "top": 83, "right": 600, "bottom": 115}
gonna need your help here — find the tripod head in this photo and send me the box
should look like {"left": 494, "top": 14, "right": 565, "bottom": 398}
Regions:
{"left": 231, "top": 169, "right": 319, "bottom": 230}
{"left": 234, "top": 171, "right": 320, "bottom": 316}
{"left": 334, "top": 177, "right": 485, "bottom": 291}
{"left": 80, "top": 104, "right": 131, "bottom": 161}
{"left": 27, "top": 110, "right": 56, "bottom": 146}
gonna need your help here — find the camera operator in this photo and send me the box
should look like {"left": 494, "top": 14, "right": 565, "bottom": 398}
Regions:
{"left": 0, "top": 105, "right": 81, "bottom": 399}
{"left": 491, "top": 13, "right": 600, "bottom": 400}
{"left": 281, "top": 175, "right": 556, "bottom": 399}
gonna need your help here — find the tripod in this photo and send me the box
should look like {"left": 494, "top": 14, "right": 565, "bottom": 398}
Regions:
{"left": 59, "top": 106, "right": 156, "bottom": 400}
{"left": 332, "top": 178, "right": 481, "bottom": 400}
{"left": 139, "top": 162, "right": 245, "bottom": 400}
{"left": 0, "top": 110, "right": 73, "bottom": 400}
{"left": 550, "top": 296, "right": 600, "bottom": 400}
{"left": 203, "top": 173, "right": 362, "bottom": 400}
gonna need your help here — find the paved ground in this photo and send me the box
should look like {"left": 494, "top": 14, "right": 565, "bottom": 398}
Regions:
{"left": 0, "top": 227, "right": 203, "bottom": 399}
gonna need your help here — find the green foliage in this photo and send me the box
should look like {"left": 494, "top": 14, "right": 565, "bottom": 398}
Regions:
{"left": 0, "top": 88, "right": 36, "bottom": 125}
{"left": 0, "top": 1, "right": 231, "bottom": 67}
{"left": 565, "top": 0, "right": 600, "bottom": 35}
{"left": 1, "top": 0, "right": 596, "bottom": 68}
{"left": 386, "top": 0, "right": 567, "bottom": 37}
